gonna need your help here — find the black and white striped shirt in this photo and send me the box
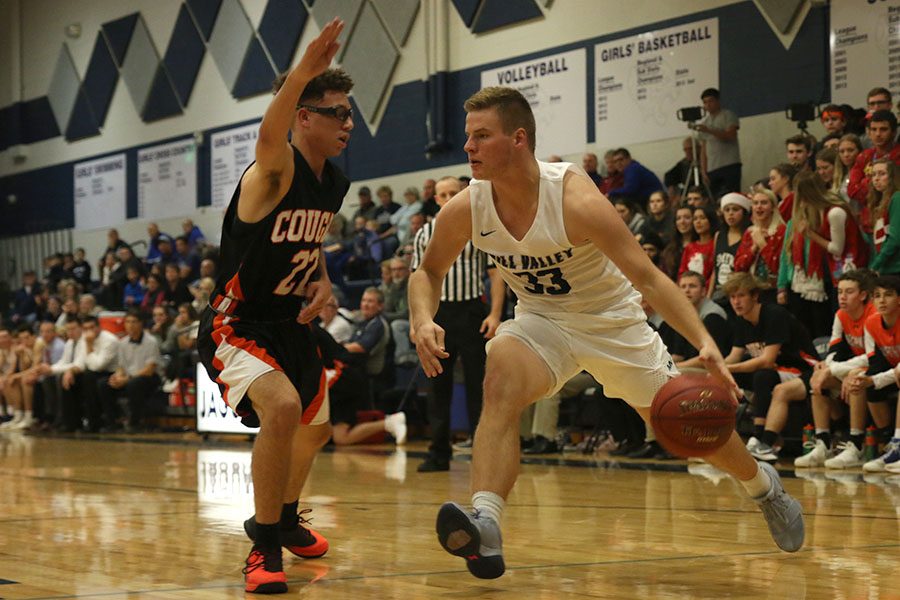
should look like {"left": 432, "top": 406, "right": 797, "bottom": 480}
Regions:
{"left": 411, "top": 221, "right": 491, "bottom": 302}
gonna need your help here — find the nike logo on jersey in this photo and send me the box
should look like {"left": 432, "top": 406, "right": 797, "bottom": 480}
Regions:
{"left": 480, "top": 229, "right": 497, "bottom": 237}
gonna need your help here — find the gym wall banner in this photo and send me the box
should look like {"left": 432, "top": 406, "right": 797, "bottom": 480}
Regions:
{"left": 196, "top": 363, "right": 259, "bottom": 435}
{"left": 480, "top": 48, "right": 587, "bottom": 159}
{"left": 137, "top": 138, "right": 198, "bottom": 220}
{"left": 594, "top": 17, "right": 719, "bottom": 147}
{"left": 73, "top": 153, "right": 126, "bottom": 231}
{"left": 210, "top": 122, "right": 260, "bottom": 210}
{"left": 830, "top": 0, "right": 900, "bottom": 105}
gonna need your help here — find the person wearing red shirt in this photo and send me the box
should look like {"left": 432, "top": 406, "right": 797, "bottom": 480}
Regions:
{"left": 678, "top": 205, "right": 718, "bottom": 282}
{"left": 734, "top": 188, "right": 786, "bottom": 301}
{"left": 847, "top": 110, "right": 900, "bottom": 230}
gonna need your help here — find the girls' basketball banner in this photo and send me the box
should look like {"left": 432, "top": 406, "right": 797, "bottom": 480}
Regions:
{"left": 73, "top": 153, "right": 126, "bottom": 231}
{"left": 210, "top": 122, "right": 260, "bottom": 210}
{"left": 480, "top": 49, "right": 587, "bottom": 159}
{"left": 137, "top": 138, "right": 198, "bottom": 220}
{"left": 830, "top": 0, "right": 900, "bottom": 105}
{"left": 196, "top": 363, "right": 259, "bottom": 435}
{"left": 594, "top": 17, "right": 719, "bottom": 147}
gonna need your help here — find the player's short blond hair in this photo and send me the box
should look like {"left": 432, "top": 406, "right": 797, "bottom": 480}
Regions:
{"left": 464, "top": 87, "right": 536, "bottom": 153}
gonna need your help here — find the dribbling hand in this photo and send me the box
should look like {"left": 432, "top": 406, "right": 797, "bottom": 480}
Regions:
{"left": 698, "top": 340, "right": 740, "bottom": 402}
{"left": 414, "top": 321, "right": 449, "bottom": 377}
{"left": 298, "top": 279, "right": 331, "bottom": 324}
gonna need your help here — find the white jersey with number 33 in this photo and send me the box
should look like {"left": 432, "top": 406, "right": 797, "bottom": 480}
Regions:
{"left": 469, "top": 161, "right": 645, "bottom": 324}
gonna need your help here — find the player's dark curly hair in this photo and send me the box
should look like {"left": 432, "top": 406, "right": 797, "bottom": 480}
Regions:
{"left": 272, "top": 68, "right": 354, "bottom": 105}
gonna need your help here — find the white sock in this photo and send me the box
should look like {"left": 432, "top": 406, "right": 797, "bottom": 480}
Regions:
{"left": 894, "top": 429, "right": 900, "bottom": 440}
{"left": 472, "top": 491, "right": 505, "bottom": 524}
{"left": 739, "top": 463, "right": 772, "bottom": 499}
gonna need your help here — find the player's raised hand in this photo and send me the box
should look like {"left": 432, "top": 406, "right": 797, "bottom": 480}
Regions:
{"left": 413, "top": 320, "right": 449, "bottom": 377}
{"left": 294, "top": 18, "right": 344, "bottom": 82}
{"left": 698, "top": 340, "right": 740, "bottom": 402}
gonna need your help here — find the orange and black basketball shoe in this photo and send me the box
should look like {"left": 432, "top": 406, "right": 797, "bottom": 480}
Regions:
{"left": 243, "top": 546, "right": 287, "bottom": 594}
{"left": 244, "top": 510, "right": 329, "bottom": 559}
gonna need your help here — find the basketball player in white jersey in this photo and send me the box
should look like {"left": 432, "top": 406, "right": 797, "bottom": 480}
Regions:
{"left": 409, "top": 87, "right": 804, "bottom": 580}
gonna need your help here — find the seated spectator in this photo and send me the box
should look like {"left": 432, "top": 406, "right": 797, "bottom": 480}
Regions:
{"left": 44, "top": 253, "right": 66, "bottom": 293}
{"left": 663, "top": 137, "right": 694, "bottom": 199}
{"left": 70, "top": 247, "right": 92, "bottom": 291}
{"left": 373, "top": 185, "right": 401, "bottom": 256}
{"left": 98, "top": 228, "right": 128, "bottom": 278}
{"left": 122, "top": 266, "right": 146, "bottom": 309}
{"left": 98, "top": 250, "right": 119, "bottom": 309}
{"left": 320, "top": 296, "right": 355, "bottom": 344}
{"left": 835, "top": 134, "right": 863, "bottom": 208}
{"left": 815, "top": 147, "right": 838, "bottom": 190}
{"left": 162, "top": 263, "right": 193, "bottom": 308}
{"left": 197, "top": 258, "right": 217, "bottom": 284}
{"left": 0, "top": 326, "right": 11, "bottom": 422}
{"left": 181, "top": 218, "right": 205, "bottom": 250}
{"left": 97, "top": 309, "right": 162, "bottom": 432}
{"left": 421, "top": 178, "right": 439, "bottom": 219}
{"left": 0, "top": 324, "right": 39, "bottom": 430}
{"left": 161, "top": 303, "right": 198, "bottom": 383}
{"left": 794, "top": 271, "right": 877, "bottom": 468}
{"left": 786, "top": 134, "right": 813, "bottom": 172}
{"left": 769, "top": 163, "right": 798, "bottom": 222}
{"left": 607, "top": 148, "right": 665, "bottom": 209}
{"left": 56, "top": 298, "right": 79, "bottom": 331}
{"left": 639, "top": 229, "right": 665, "bottom": 267}
{"left": 645, "top": 190, "right": 674, "bottom": 245}
{"left": 343, "top": 288, "right": 391, "bottom": 379}
{"left": 150, "top": 236, "right": 177, "bottom": 267}
{"left": 613, "top": 197, "right": 652, "bottom": 239}
{"left": 78, "top": 293, "right": 101, "bottom": 318}
{"left": 868, "top": 158, "right": 900, "bottom": 275}
{"left": 521, "top": 372, "right": 599, "bottom": 455}
{"left": 669, "top": 271, "right": 732, "bottom": 368}
{"left": 820, "top": 132, "right": 842, "bottom": 151}
{"left": 62, "top": 315, "right": 118, "bottom": 432}
{"left": 844, "top": 275, "right": 900, "bottom": 473}
{"left": 190, "top": 276, "right": 215, "bottom": 315}
{"left": 723, "top": 273, "right": 819, "bottom": 462}
{"left": 11, "top": 270, "right": 41, "bottom": 324}
{"left": 145, "top": 223, "right": 169, "bottom": 264}
{"left": 678, "top": 205, "right": 718, "bottom": 281}
{"left": 148, "top": 305, "right": 173, "bottom": 347}
{"left": 340, "top": 216, "right": 383, "bottom": 281}
{"left": 388, "top": 187, "right": 424, "bottom": 245}
{"left": 734, "top": 188, "right": 786, "bottom": 297}
{"left": 598, "top": 149, "right": 623, "bottom": 196}
{"left": 659, "top": 205, "right": 696, "bottom": 280}
{"left": 42, "top": 296, "right": 63, "bottom": 326}
{"left": 381, "top": 256, "right": 415, "bottom": 366}
{"left": 174, "top": 236, "right": 201, "bottom": 282}
{"left": 31, "top": 321, "right": 66, "bottom": 429}
{"left": 815, "top": 105, "right": 848, "bottom": 154}
{"left": 709, "top": 193, "right": 751, "bottom": 300}
{"left": 59, "top": 281, "right": 80, "bottom": 304}
{"left": 107, "top": 246, "right": 143, "bottom": 310}
{"left": 312, "top": 324, "right": 406, "bottom": 446}
{"left": 582, "top": 152, "right": 604, "bottom": 189}
{"left": 848, "top": 110, "right": 900, "bottom": 222}
{"left": 140, "top": 274, "right": 167, "bottom": 314}
{"left": 684, "top": 185, "right": 711, "bottom": 209}
{"left": 35, "top": 318, "right": 82, "bottom": 430}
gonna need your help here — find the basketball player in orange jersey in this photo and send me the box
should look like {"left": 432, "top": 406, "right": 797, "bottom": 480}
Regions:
{"left": 409, "top": 87, "right": 805, "bottom": 580}
{"left": 198, "top": 19, "right": 351, "bottom": 593}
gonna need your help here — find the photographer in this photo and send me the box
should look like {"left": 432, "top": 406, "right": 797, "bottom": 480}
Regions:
{"left": 694, "top": 88, "right": 741, "bottom": 199}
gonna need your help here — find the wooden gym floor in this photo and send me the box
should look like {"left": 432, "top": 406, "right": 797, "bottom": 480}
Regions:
{"left": 1, "top": 432, "right": 898, "bottom": 599}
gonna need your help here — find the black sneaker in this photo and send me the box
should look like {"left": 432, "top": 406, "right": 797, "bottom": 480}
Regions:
{"left": 436, "top": 502, "right": 504, "bottom": 579}
{"left": 244, "top": 511, "right": 329, "bottom": 559}
{"left": 417, "top": 457, "right": 450, "bottom": 472}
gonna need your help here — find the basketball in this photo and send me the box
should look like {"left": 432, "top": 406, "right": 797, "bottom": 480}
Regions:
{"left": 650, "top": 374, "right": 736, "bottom": 458}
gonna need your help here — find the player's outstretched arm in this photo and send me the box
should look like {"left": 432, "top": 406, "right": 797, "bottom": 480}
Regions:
{"left": 408, "top": 191, "right": 472, "bottom": 376}
{"left": 562, "top": 171, "right": 739, "bottom": 395}
{"left": 240, "top": 18, "right": 344, "bottom": 223}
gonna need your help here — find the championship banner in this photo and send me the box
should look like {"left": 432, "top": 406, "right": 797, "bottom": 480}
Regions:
{"left": 830, "top": 0, "right": 900, "bottom": 105}
{"left": 137, "top": 138, "right": 198, "bottom": 219}
{"left": 594, "top": 17, "right": 719, "bottom": 147}
{"left": 210, "top": 122, "right": 260, "bottom": 210}
{"left": 73, "top": 153, "right": 126, "bottom": 231}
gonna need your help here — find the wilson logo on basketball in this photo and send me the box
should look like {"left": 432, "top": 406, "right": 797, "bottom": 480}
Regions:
{"left": 679, "top": 425, "right": 720, "bottom": 443}
{"left": 677, "top": 392, "right": 732, "bottom": 416}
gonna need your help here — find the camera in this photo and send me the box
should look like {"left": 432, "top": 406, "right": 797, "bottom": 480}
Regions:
{"left": 676, "top": 106, "right": 704, "bottom": 123}
{"left": 785, "top": 103, "right": 817, "bottom": 123}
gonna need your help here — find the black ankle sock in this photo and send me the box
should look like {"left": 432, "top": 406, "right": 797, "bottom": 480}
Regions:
{"left": 280, "top": 501, "right": 299, "bottom": 529}
{"left": 816, "top": 432, "right": 832, "bottom": 448}
{"left": 255, "top": 522, "right": 280, "bottom": 549}
{"left": 876, "top": 426, "right": 893, "bottom": 444}
{"left": 754, "top": 424, "right": 765, "bottom": 439}
{"left": 761, "top": 430, "right": 779, "bottom": 447}
{"left": 850, "top": 433, "right": 864, "bottom": 449}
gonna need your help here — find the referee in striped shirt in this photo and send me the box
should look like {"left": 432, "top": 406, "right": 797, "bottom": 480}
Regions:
{"left": 411, "top": 175, "right": 506, "bottom": 472}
